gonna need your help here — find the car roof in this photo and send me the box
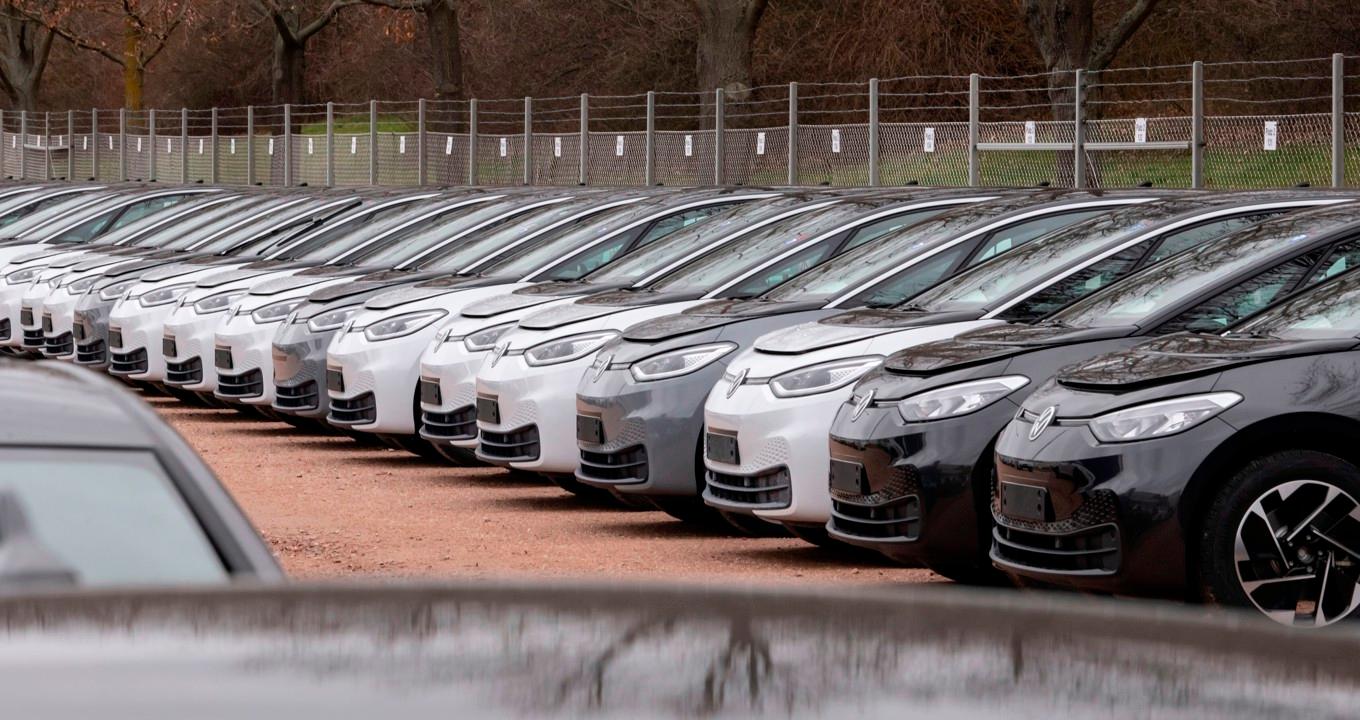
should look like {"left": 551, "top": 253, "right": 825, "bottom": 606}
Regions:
{"left": 0, "top": 359, "right": 165, "bottom": 449}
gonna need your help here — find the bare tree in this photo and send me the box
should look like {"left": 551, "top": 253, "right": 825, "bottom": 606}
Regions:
{"left": 252, "top": 0, "right": 360, "bottom": 105}
{"left": 688, "top": 0, "right": 768, "bottom": 124}
{"left": 0, "top": 1, "right": 54, "bottom": 111}
{"left": 361, "top": 0, "right": 463, "bottom": 100}
{"left": 1021, "top": 0, "right": 1163, "bottom": 118}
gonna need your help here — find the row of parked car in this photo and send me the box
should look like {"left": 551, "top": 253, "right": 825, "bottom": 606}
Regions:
{"left": 3, "top": 180, "right": 1359, "bottom": 627}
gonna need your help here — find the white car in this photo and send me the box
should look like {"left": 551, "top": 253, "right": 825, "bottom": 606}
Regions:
{"left": 702, "top": 194, "right": 1352, "bottom": 538}
{"left": 324, "top": 189, "right": 775, "bottom": 441}
{"left": 469, "top": 193, "right": 986, "bottom": 478}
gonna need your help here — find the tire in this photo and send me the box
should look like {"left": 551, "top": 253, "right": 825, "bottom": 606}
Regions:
{"left": 786, "top": 523, "right": 842, "bottom": 548}
{"left": 1197, "top": 450, "right": 1360, "bottom": 627}
{"left": 388, "top": 434, "right": 444, "bottom": 461}
{"left": 651, "top": 495, "right": 726, "bottom": 526}
{"left": 432, "top": 443, "right": 482, "bottom": 466}
{"left": 546, "top": 473, "right": 620, "bottom": 503}
{"left": 925, "top": 561, "right": 1010, "bottom": 586}
{"left": 719, "top": 509, "right": 791, "bottom": 537}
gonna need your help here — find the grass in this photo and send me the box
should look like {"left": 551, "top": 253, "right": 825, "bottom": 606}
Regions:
{"left": 298, "top": 115, "right": 418, "bottom": 136}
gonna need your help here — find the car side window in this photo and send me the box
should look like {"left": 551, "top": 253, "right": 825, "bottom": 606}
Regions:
{"left": 841, "top": 207, "right": 947, "bottom": 251}
{"left": 1145, "top": 212, "right": 1285, "bottom": 265}
{"left": 635, "top": 204, "right": 736, "bottom": 246}
{"left": 996, "top": 239, "right": 1155, "bottom": 323}
{"left": 1306, "top": 238, "right": 1360, "bottom": 285}
{"left": 967, "top": 209, "right": 1107, "bottom": 265}
{"left": 46, "top": 212, "right": 114, "bottom": 243}
{"left": 720, "top": 237, "right": 841, "bottom": 298}
{"left": 106, "top": 195, "right": 192, "bottom": 231}
{"left": 1157, "top": 255, "right": 1317, "bottom": 333}
{"left": 839, "top": 244, "right": 971, "bottom": 308}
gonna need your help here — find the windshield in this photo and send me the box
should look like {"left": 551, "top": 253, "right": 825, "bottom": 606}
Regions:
{"left": 1232, "top": 273, "right": 1360, "bottom": 340}
{"left": 415, "top": 200, "right": 611, "bottom": 272}
{"left": 5, "top": 193, "right": 123, "bottom": 239}
{"left": 1053, "top": 213, "right": 1344, "bottom": 329}
{"left": 336, "top": 199, "right": 502, "bottom": 267}
{"left": 156, "top": 196, "right": 303, "bottom": 251}
{"left": 908, "top": 202, "right": 1191, "bottom": 313}
{"left": 278, "top": 198, "right": 444, "bottom": 262}
{"left": 190, "top": 198, "right": 334, "bottom": 255}
{"left": 110, "top": 197, "right": 261, "bottom": 248}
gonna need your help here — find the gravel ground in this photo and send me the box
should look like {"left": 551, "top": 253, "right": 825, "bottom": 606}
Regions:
{"left": 152, "top": 396, "right": 941, "bottom": 586}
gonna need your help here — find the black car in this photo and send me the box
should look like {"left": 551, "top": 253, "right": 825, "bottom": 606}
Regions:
{"left": 0, "top": 358, "right": 282, "bottom": 587}
{"left": 825, "top": 202, "right": 1360, "bottom": 583}
{"left": 987, "top": 266, "right": 1360, "bottom": 626}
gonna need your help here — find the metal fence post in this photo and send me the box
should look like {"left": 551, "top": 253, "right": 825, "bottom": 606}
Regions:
{"left": 868, "top": 78, "right": 880, "bottom": 186}
{"left": 43, "top": 111, "right": 51, "bottom": 180}
{"left": 521, "top": 96, "right": 531, "bottom": 186}
{"left": 468, "top": 98, "right": 479, "bottom": 185}
{"left": 714, "top": 88, "right": 725, "bottom": 185}
{"left": 90, "top": 108, "right": 98, "bottom": 180}
{"left": 118, "top": 108, "right": 127, "bottom": 182}
{"left": 1191, "top": 61, "right": 1204, "bottom": 189}
{"left": 148, "top": 108, "right": 157, "bottom": 181}
{"left": 180, "top": 107, "right": 189, "bottom": 183}
{"left": 369, "top": 100, "right": 378, "bottom": 185}
{"left": 67, "top": 109, "right": 74, "bottom": 180}
{"left": 18, "top": 110, "right": 26, "bottom": 180}
{"left": 787, "top": 82, "right": 798, "bottom": 185}
{"left": 324, "top": 102, "right": 335, "bottom": 187}
{"left": 644, "top": 91, "right": 656, "bottom": 186}
{"left": 1332, "top": 53, "right": 1345, "bottom": 188}
{"left": 418, "top": 97, "right": 429, "bottom": 186}
{"left": 0, "top": 110, "right": 6, "bottom": 178}
{"left": 968, "top": 74, "right": 980, "bottom": 187}
{"left": 578, "top": 93, "right": 588, "bottom": 185}
{"left": 246, "top": 106, "right": 255, "bottom": 185}
{"left": 210, "top": 107, "right": 219, "bottom": 184}
{"left": 282, "top": 104, "right": 292, "bottom": 186}
{"left": 1073, "top": 70, "right": 1086, "bottom": 188}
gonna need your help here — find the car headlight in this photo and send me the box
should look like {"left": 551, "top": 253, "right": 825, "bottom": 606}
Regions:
{"left": 193, "top": 290, "right": 245, "bottom": 315}
{"left": 250, "top": 298, "right": 305, "bottom": 324}
{"left": 462, "top": 322, "right": 517, "bottom": 352}
{"left": 306, "top": 307, "right": 354, "bottom": 332}
{"left": 65, "top": 276, "right": 98, "bottom": 295}
{"left": 524, "top": 330, "right": 619, "bottom": 367}
{"left": 1088, "top": 392, "right": 1242, "bottom": 443}
{"left": 4, "top": 267, "right": 39, "bottom": 285}
{"left": 99, "top": 279, "right": 138, "bottom": 301}
{"left": 138, "top": 283, "right": 194, "bottom": 307}
{"left": 629, "top": 342, "right": 736, "bottom": 382}
{"left": 769, "top": 356, "right": 883, "bottom": 398}
{"left": 362, "top": 309, "right": 447, "bottom": 341}
{"left": 896, "top": 375, "right": 1030, "bottom": 422}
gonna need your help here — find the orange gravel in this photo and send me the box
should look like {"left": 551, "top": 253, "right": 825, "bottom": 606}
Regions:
{"left": 152, "top": 396, "right": 940, "bottom": 586}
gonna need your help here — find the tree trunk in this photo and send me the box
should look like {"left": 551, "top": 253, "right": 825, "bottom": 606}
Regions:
{"left": 122, "top": 16, "right": 142, "bottom": 110}
{"left": 424, "top": 0, "right": 463, "bottom": 101}
{"left": 692, "top": 0, "right": 768, "bottom": 128}
{"left": 272, "top": 35, "right": 306, "bottom": 106}
{"left": 0, "top": 11, "right": 53, "bottom": 113}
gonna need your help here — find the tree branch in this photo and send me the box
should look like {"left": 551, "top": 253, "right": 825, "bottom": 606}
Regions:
{"left": 1089, "top": 0, "right": 1161, "bottom": 71}
{"left": 296, "top": 0, "right": 365, "bottom": 42}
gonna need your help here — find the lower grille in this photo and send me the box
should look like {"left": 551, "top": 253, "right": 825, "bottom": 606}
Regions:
{"left": 40, "top": 313, "right": 52, "bottom": 333}
{"left": 705, "top": 467, "right": 792, "bottom": 509}
{"left": 328, "top": 392, "right": 376, "bottom": 424}
{"left": 992, "top": 523, "right": 1121, "bottom": 574}
{"left": 0, "top": 317, "right": 9, "bottom": 340}
{"left": 217, "top": 368, "right": 264, "bottom": 398}
{"left": 479, "top": 424, "right": 540, "bottom": 462}
{"left": 42, "top": 332, "right": 73, "bottom": 356}
{"left": 274, "top": 380, "right": 319, "bottom": 410}
{"left": 165, "top": 357, "right": 204, "bottom": 385}
{"left": 578, "top": 445, "right": 648, "bottom": 484}
{"left": 74, "top": 339, "right": 105, "bottom": 364}
{"left": 19, "top": 307, "right": 32, "bottom": 326}
{"left": 828, "top": 464, "right": 924, "bottom": 541}
{"left": 21, "top": 328, "right": 43, "bottom": 348}
{"left": 109, "top": 347, "right": 148, "bottom": 375}
{"left": 420, "top": 404, "right": 476, "bottom": 441}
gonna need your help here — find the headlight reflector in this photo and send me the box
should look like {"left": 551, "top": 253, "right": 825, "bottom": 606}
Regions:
{"left": 5, "top": 267, "right": 39, "bottom": 285}
{"left": 462, "top": 322, "right": 517, "bottom": 352}
{"left": 897, "top": 375, "right": 1030, "bottom": 422}
{"left": 138, "top": 283, "right": 194, "bottom": 307}
{"left": 306, "top": 307, "right": 355, "bottom": 332}
{"left": 250, "top": 298, "right": 305, "bottom": 324}
{"left": 65, "top": 276, "right": 98, "bottom": 295}
{"left": 193, "top": 291, "right": 245, "bottom": 315}
{"left": 630, "top": 342, "right": 736, "bottom": 382}
{"left": 769, "top": 356, "right": 883, "bottom": 398}
{"left": 1088, "top": 392, "right": 1242, "bottom": 443}
{"left": 362, "top": 310, "right": 447, "bottom": 341}
{"left": 99, "top": 279, "right": 138, "bottom": 301}
{"left": 524, "top": 331, "right": 618, "bottom": 367}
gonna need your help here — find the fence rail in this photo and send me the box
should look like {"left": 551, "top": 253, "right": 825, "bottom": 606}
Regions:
{"left": 6, "top": 54, "right": 1360, "bottom": 190}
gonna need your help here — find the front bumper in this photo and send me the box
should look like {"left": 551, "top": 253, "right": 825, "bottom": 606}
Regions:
{"left": 162, "top": 306, "right": 227, "bottom": 392}
{"left": 71, "top": 299, "right": 114, "bottom": 368}
{"left": 326, "top": 329, "right": 433, "bottom": 434}
{"left": 416, "top": 342, "right": 485, "bottom": 448}
{"left": 107, "top": 301, "right": 182, "bottom": 381}
{"left": 474, "top": 353, "right": 591, "bottom": 473}
{"left": 39, "top": 288, "right": 82, "bottom": 359}
{"left": 0, "top": 280, "right": 35, "bottom": 348}
{"left": 212, "top": 312, "right": 286, "bottom": 405}
{"left": 271, "top": 320, "right": 336, "bottom": 419}
{"left": 988, "top": 414, "right": 1232, "bottom": 597}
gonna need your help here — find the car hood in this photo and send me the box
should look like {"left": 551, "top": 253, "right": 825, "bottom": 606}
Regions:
{"left": 8, "top": 246, "right": 71, "bottom": 265}
{"left": 304, "top": 270, "right": 435, "bottom": 303}
{"left": 139, "top": 255, "right": 247, "bottom": 282}
{"left": 622, "top": 299, "right": 830, "bottom": 343}
{"left": 460, "top": 281, "right": 624, "bottom": 319}
{"left": 364, "top": 275, "right": 518, "bottom": 311}
{"left": 1059, "top": 333, "right": 1360, "bottom": 392}
{"left": 517, "top": 289, "right": 703, "bottom": 331}
{"left": 754, "top": 308, "right": 979, "bottom": 354}
{"left": 248, "top": 269, "right": 367, "bottom": 296}
{"left": 196, "top": 260, "right": 315, "bottom": 289}
{"left": 884, "top": 323, "right": 1137, "bottom": 375}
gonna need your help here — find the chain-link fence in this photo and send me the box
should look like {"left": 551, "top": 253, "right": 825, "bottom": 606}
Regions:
{"left": 5, "top": 54, "right": 1360, "bottom": 190}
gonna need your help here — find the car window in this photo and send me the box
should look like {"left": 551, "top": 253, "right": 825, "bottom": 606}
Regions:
{"left": 1146, "top": 212, "right": 1285, "bottom": 265}
{"left": 720, "top": 237, "right": 841, "bottom": 298}
{"left": 841, "top": 207, "right": 948, "bottom": 251}
{"left": 0, "top": 448, "right": 228, "bottom": 587}
{"left": 340, "top": 201, "right": 497, "bottom": 267}
{"left": 635, "top": 203, "right": 737, "bottom": 245}
{"left": 968, "top": 209, "right": 1107, "bottom": 264}
{"left": 1156, "top": 255, "right": 1317, "bottom": 333}
{"left": 1233, "top": 272, "right": 1360, "bottom": 339}
{"left": 837, "top": 245, "right": 972, "bottom": 308}
{"left": 106, "top": 194, "right": 194, "bottom": 231}
{"left": 274, "top": 199, "right": 429, "bottom": 260}
{"left": 0, "top": 193, "right": 80, "bottom": 227}
{"left": 996, "top": 240, "right": 1154, "bottom": 323}
{"left": 1306, "top": 238, "right": 1360, "bottom": 285}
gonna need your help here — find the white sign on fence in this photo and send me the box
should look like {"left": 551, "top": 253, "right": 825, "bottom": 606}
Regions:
{"left": 923, "top": 127, "right": 936, "bottom": 153}
{"left": 108, "top": 136, "right": 113, "bottom": 150}
{"left": 445, "top": 136, "right": 453, "bottom": 155}
{"left": 82, "top": 136, "right": 88, "bottom": 151}
{"left": 267, "top": 138, "right": 274, "bottom": 155}
{"left": 1023, "top": 121, "right": 1037, "bottom": 144}
{"left": 1134, "top": 117, "right": 1148, "bottom": 143}
{"left": 307, "top": 137, "right": 314, "bottom": 155}
{"left": 197, "top": 138, "right": 203, "bottom": 154}
{"left": 615, "top": 135, "right": 625, "bottom": 156}
{"left": 166, "top": 138, "right": 172, "bottom": 153}
{"left": 499, "top": 137, "right": 507, "bottom": 157}
{"left": 756, "top": 131, "right": 766, "bottom": 155}
{"left": 831, "top": 128, "right": 841, "bottom": 153}
{"left": 351, "top": 137, "right": 357, "bottom": 154}
{"left": 1264, "top": 121, "right": 1278, "bottom": 151}
{"left": 136, "top": 137, "right": 142, "bottom": 152}
{"left": 554, "top": 136, "right": 562, "bottom": 158}
{"left": 400, "top": 136, "right": 408, "bottom": 154}
{"left": 230, "top": 138, "right": 236, "bottom": 154}
{"left": 684, "top": 134, "right": 693, "bottom": 156}
{"left": 9, "top": 136, "right": 13, "bottom": 148}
